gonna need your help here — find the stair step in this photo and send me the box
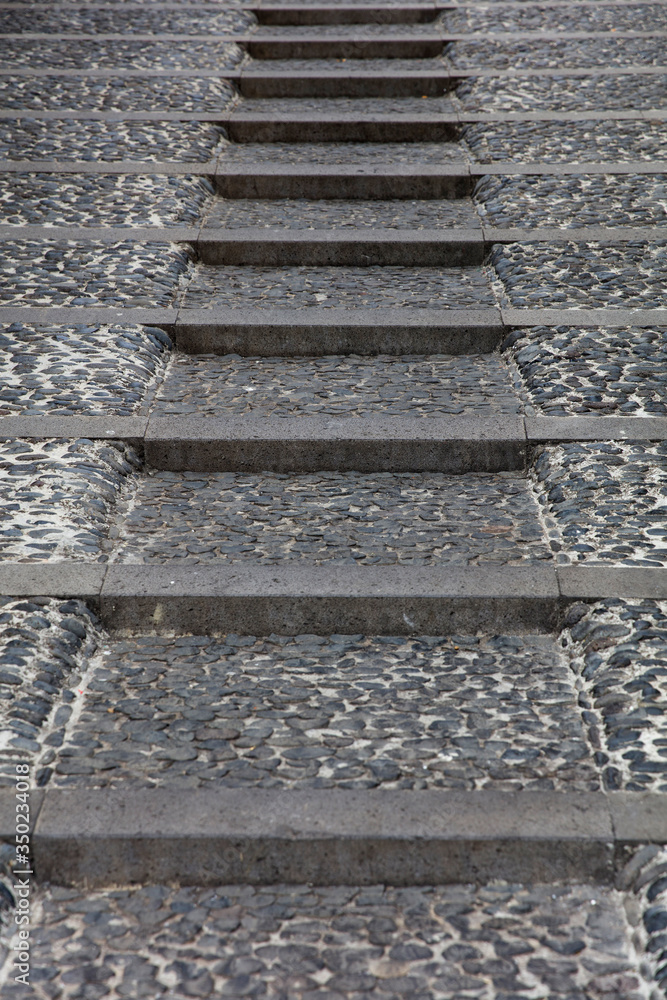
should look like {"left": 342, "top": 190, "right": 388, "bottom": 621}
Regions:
{"left": 241, "top": 62, "right": 453, "bottom": 96}
{"left": 144, "top": 352, "right": 523, "bottom": 471}
{"left": 248, "top": 29, "right": 444, "bottom": 59}
{"left": 229, "top": 97, "right": 459, "bottom": 142}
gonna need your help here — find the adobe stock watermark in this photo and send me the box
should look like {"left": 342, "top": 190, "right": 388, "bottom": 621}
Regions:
{"left": 13, "top": 763, "right": 32, "bottom": 987}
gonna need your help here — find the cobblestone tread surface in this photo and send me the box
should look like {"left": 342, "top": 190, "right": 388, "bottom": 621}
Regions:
{"left": 463, "top": 121, "right": 667, "bottom": 163}
{"left": 0, "top": 324, "right": 170, "bottom": 416}
{"left": 446, "top": 38, "right": 667, "bottom": 69}
{"left": 154, "top": 354, "right": 520, "bottom": 418}
{"left": 536, "top": 442, "right": 667, "bottom": 566}
{"left": 249, "top": 23, "right": 441, "bottom": 37}
{"left": 48, "top": 633, "right": 598, "bottom": 791}
{"left": 0, "top": 9, "right": 256, "bottom": 34}
{"left": 0, "top": 598, "right": 100, "bottom": 787}
{"left": 217, "top": 141, "right": 469, "bottom": 165}
{"left": 182, "top": 264, "right": 495, "bottom": 310}
{"left": 564, "top": 599, "right": 667, "bottom": 794}
{"left": 475, "top": 175, "right": 667, "bottom": 229}
{"left": 506, "top": 326, "right": 667, "bottom": 416}
{"left": 111, "top": 471, "right": 550, "bottom": 566}
{"left": 0, "top": 39, "right": 245, "bottom": 70}
{"left": 244, "top": 57, "right": 447, "bottom": 74}
{"left": 0, "top": 175, "right": 213, "bottom": 227}
{"left": 235, "top": 96, "right": 457, "bottom": 116}
{"left": 443, "top": 3, "right": 667, "bottom": 32}
{"left": 0, "top": 77, "right": 237, "bottom": 113}
{"left": 203, "top": 197, "right": 480, "bottom": 230}
{"left": 491, "top": 242, "right": 667, "bottom": 309}
{"left": 1, "top": 883, "right": 647, "bottom": 1000}
{"left": 0, "top": 439, "right": 139, "bottom": 563}
{"left": 0, "top": 241, "right": 194, "bottom": 307}
{"left": 457, "top": 74, "right": 667, "bottom": 112}
{"left": 0, "top": 120, "right": 228, "bottom": 163}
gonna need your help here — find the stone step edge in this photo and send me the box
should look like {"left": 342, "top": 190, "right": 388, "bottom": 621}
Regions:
{"left": 2, "top": 413, "right": 667, "bottom": 444}
{"left": 7, "top": 788, "right": 667, "bottom": 887}
{"left": 0, "top": 109, "right": 663, "bottom": 123}
{"left": 3, "top": 564, "right": 667, "bottom": 628}
{"left": 3, "top": 30, "right": 665, "bottom": 40}
{"left": 6, "top": 67, "right": 667, "bottom": 80}
{"left": 2, "top": 306, "right": 667, "bottom": 330}
{"left": 1, "top": 161, "right": 665, "bottom": 179}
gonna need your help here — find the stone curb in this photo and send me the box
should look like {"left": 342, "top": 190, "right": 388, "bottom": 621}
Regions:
{"left": 32, "top": 789, "right": 623, "bottom": 887}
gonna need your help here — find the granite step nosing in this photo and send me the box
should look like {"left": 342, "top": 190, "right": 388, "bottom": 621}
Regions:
{"left": 26, "top": 787, "right": 652, "bottom": 888}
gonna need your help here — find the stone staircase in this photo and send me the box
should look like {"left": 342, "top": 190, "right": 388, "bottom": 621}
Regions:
{"left": 1, "top": 0, "right": 667, "bottom": 996}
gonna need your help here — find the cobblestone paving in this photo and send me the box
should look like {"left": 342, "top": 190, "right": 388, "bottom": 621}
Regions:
{"left": 463, "top": 121, "right": 667, "bottom": 163}
{"left": 49, "top": 633, "right": 598, "bottom": 791}
{"left": 563, "top": 599, "right": 667, "bottom": 793}
{"left": 0, "top": 324, "right": 170, "bottom": 416}
{"left": 0, "top": 120, "right": 228, "bottom": 163}
{"left": 0, "top": 77, "right": 237, "bottom": 113}
{"left": 1, "top": 883, "right": 648, "bottom": 1000}
{"left": 249, "top": 23, "right": 442, "bottom": 37}
{"left": 632, "top": 846, "right": 667, "bottom": 993}
{"left": 0, "top": 439, "right": 139, "bottom": 562}
{"left": 535, "top": 442, "right": 667, "bottom": 566}
{"left": 446, "top": 38, "right": 667, "bottom": 69}
{"left": 0, "top": 175, "right": 213, "bottom": 227}
{"left": 217, "top": 141, "right": 469, "bottom": 165}
{"left": 475, "top": 175, "right": 667, "bottom": 229}
{"left": 0, "top": 8, "right": 256, "bottom": 34}
{"left": 457, "top": 75, "right": 667, "bottom": 112}
{"left": 0, "top": 241, "right": 194, "bottom": 307}
{"left": 0, "top": 598, "right": 101, "bottom": 787}
{"left": 0, "top": 39, "right": 245, "bottom": 70}
{"left": 443, "top": 3, "right": 667, "bottom": 32}
{"left": 182, "top": 264, "right": 495, "bottom": 310}
{"left": 235, "top": 96, "right": 457, "bottom": 116}
{"left": 491, "top": 243, "right": 667, "bottom": 309}
{"left": 111, "top": 471, "right": 550, "bottom": 566}
{"left": 244, "top": 57, "right": 447, "bottom": 74}
{"left": 203, "top": 197, "right": 480, "bottom": 230}
{"left": 505, "top": 326, "right": 667, "bottom": 416}
{"left": 153, "top": 354, "right": 520, "bottom": 417}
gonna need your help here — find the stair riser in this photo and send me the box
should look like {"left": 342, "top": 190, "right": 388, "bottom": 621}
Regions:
{"left": 144, "top": 439, "right": 525, "bottom": 474}
{"left": 228, "top": 120, "right": 459, "bottom": 141}
{"left": 196, "top": 240, "right": 484, "bottom": 266}
{"left": 247, "top": 39, "right": 445, "bottom": 58}
{"left": 240, "top": 76, "right": 454, "bottom": 97}
{"left": 170, "top": 322, "right": 503, "bottom": 355}
{"left": 214, "top": 174, "right": 471, "bottom": 199}
{"left": 100, "top": 594, "right": 561, "bottom": 636}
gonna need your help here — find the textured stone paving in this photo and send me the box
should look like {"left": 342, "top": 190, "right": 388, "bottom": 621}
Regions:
{"left": 443, "top": 3, "right": 667, "bottom": 32}
{"left": 182, "top": 264, "right": 495, "bottom": 309}
{"left": 463, "top": 121, "right": 667, "bottom": 163}
{"left": 458, "top": 74, "right": 667, "bottom": 113}
{"left": 47, "top": 633, "right": 598, "bottom": 791}
{"left": 536, "top": 443, "right": 667, "bottom": 565}
{"left": 0, "top": 121, "right": 228, "bottom": 163}
{"left": 203, "top": 197, "right": 481, "bottom": 230}
{"left": 112, "top": 471, "right": 550, "bottom": 567}
{"left": 153, "top": 354, "right": 520, "bottom": 417}
{"left": 491, "top": 243, "right": 667, "bottom": 309}
{"left": 475, "top": 175, "right": 667, "bottom": 229}
{"left": 0, "top": 8, "right": 256, "bottom": 33}
{"left": 0, "top": 241, "right": 194, "bottom": 307}
{"left": 0, "top": 440, "right": 139, "bottom": 562}
{"left": 0, "top": 324, "right": 170, "bottom": 416}
{"left": 447, "top": 38, "right": 667, "bottom": 69}
{"left": 0, "top": 77, "right": 237, "bottom": 113}
{"left": 0, "top": 39, "right": 245, "bottom": 70}
{"left": 217, "top": 140, "right": 469, "bottom": 165}
{"left": 0, "top": 883, "right": 649, "bottom": 1000}
{"left": 506, "top": 326, "right": 667, "bottom": 416}
{"left": 0, "top": 175, "right": 213, "bottom": 227}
